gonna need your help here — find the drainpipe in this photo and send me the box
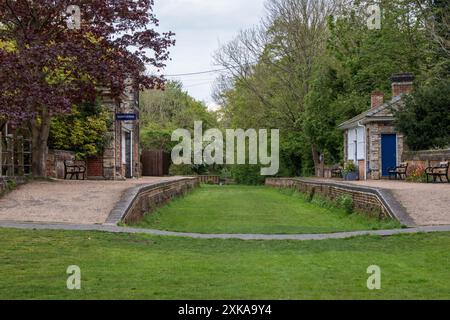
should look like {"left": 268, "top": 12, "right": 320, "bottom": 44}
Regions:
{"left": 357, "top": 121, "right": 367, "bottom": 180}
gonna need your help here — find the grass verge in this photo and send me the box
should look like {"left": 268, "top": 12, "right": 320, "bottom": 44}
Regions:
{"left": 0, "top": 228, "right": 449, "bottom": 299}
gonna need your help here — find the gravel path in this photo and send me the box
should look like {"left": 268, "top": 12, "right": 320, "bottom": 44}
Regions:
{"left": 345, "top": 180, "right": 450, "bottom": 226}
{"left": 0, "top": 177, "right": 184, "bottom": 225}
{"left": 1, "top": 221, "right": 450, "bottom": 241}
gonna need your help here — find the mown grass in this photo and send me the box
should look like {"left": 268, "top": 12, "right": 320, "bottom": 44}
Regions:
{"left": 0, "top": 228, "right": 449, "bottom": 299}
{"left": 132, "top": 185, "right": 401, "bottom": 234}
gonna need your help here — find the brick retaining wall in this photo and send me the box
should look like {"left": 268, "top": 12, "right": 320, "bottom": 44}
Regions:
{"left": 266, "top": 178, "right": 394, "bottom": 220}
{"left": 106, "top": 178, "right": 200, "bottom": 225}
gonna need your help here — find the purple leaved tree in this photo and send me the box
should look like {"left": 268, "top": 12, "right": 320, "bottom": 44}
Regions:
{"left": 0, "top": 0, "right": 174, "bottom": 177}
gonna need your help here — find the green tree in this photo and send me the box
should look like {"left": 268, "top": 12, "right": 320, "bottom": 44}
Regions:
{"left": 395, "top": 80, "right": 450, "bottom": 150}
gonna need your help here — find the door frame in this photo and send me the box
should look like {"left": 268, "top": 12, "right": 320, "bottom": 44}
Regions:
{"left": 122, "top": 128, "right": 133, "bottom": 179}
{"left": 380, "top": 133, "right": 398, "bottom": 177}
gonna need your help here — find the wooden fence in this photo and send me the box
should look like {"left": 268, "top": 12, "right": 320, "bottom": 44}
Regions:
{"left": 197, "top": 175, "right": 221, "bottom": 185}
{"left": 141, "top": 150, "right": 171, "bottom": 177}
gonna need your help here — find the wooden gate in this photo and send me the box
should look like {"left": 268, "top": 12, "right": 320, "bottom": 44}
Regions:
{"left": 141, "top": 150, "right": 171, "bottom": 176}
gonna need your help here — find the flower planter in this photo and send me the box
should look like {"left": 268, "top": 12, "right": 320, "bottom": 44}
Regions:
{"left": 344, "top": 172, "right": 359, "bottom": 181}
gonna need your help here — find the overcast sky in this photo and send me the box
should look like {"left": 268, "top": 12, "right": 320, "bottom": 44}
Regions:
{"left": 151, "top": 0, "right": 266, "bottom": 110}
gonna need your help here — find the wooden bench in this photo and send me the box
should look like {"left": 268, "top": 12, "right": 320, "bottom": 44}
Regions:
{"left": 331, "top": 166, "right": 343, "bottom": 178}
{"left": 426, "top": 161, "right": 449, "bottom": 183}
{"left": 388, "top": 162, "right": 408, "bottom": 180}
{"left": 64, "top": 160, "right": 86, "bottom": 180}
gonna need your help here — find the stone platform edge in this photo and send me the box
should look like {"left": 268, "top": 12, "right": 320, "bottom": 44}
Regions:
{"left": 265, "top": 178, "right": 416, "bottom": 227}
{"left": 105, "top": 177, "right": 200, "bottom": 226}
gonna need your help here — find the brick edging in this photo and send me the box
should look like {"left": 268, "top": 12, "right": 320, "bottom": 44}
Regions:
{"left": 265, "top": 178, "right": 416, "bottom": 227}
{"left": 105, "top": 177, "right": 199, "bottom": 225}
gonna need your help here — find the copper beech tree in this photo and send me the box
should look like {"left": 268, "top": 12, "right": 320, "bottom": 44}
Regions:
{"left": 0, "top": 0, "right": 174, "bottom": 177}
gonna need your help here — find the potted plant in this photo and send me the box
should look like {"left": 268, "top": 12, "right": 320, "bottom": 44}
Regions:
{"left": 343, "top": 160, "right": 359, "bottom": 181}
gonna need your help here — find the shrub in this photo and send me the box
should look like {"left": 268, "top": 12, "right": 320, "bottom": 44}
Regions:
{"left": 343, "top": 160, "right": 357, "bottom": 174}
{"left": 406, "top": 163, "right": 427, "bottom": 183}
{"left": 337, "top": 195, "right": 354, "bottom": 214}
{"left": 231, "top": 165, "right": 266, "bottom": 185}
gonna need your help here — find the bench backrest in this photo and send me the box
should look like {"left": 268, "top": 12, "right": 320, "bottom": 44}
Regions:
{"left": 397, "top": 162, "right": 408, "bottom": 173}
{"left": 64, "top": 160, "right": 75, "bottom": 168}
{"left": 439, "top": 161, "right": 449, "bottom": 168}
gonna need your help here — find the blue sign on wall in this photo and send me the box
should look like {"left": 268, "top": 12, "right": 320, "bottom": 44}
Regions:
{"left": 116, "top": 113, "right": 138, "bottom": 121}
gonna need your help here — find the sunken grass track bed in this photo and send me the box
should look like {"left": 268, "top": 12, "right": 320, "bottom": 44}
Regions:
{"left": 132, "top": 185, "right": 401, "bottom": 234}
{"left": 0, "top": 228, "right": 450, "bottom": 299}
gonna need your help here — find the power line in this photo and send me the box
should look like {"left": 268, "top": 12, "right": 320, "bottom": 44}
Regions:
{"left": 162, "top": 68, "right": 230, "bottom": 77}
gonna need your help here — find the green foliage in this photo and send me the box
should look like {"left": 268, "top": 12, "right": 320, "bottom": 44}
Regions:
{"left": 344, "top": 160, "right": 358, "bottom": 174}
{"left": 214, "top": 0, "right": 445, "bottom": 177}
{"left": 140, "top": 127, "right": 176, "bottom": 153}
{"left": 231, "top": 164, "right": 266, "bottom": 185}
{"left": 140, "top": 81, "right": 217, "bottom": 131}
{"left": 140, "top": 81, "right": 219, "bottom": 175}
{"left": 49, "top": 101, "right": 111, "bottom": 159}
{"left": 337, "top": 195, "right": 354, "bottom": 215}
{"left": 395, "top": 80, "right": 450, "bottom": 150}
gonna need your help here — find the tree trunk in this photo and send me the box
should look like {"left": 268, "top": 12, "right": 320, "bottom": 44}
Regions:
{"left": 311, "top": 144, "right": 321, "bottom": 177}
{"left": 31, "top": 109, "right": 51, "bottom": 178}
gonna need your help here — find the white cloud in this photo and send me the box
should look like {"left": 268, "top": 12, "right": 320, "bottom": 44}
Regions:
{"left": 150, "top": 0, "right": 266, "bottom": 106}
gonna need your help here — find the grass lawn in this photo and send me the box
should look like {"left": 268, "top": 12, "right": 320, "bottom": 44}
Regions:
{"left": 1, "top": 228, "right": 450, "bottom": 299}
{"left": 132, "top": 185, "right": 401, "bottom": 234}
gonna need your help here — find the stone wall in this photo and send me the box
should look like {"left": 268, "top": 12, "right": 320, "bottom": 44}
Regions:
{"left": 100, "top": 82, "right": 140, "bottom": 180}
{"left": 266, "top": 178, "right": 392, "bottom": 219}
{"left": 107, "top": 178, "right": 200, "bottom": 225}
{"left": 46, "top": 150, "right": 76, "bottom": 179}
{"left": 366, "top": 122, "right": 406, "bottom": 180}
{"left": 402, "top": 149, "right": 450, "bottom": 174}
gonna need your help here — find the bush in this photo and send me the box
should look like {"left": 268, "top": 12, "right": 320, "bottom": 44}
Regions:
{"left": 231, "top": 165, "right": 266, "bottom": 185}
{"left": 406, "top": 163, "right": 427, "bottom": 183}
{"left": 337, "top": 195, "right": 354, "bottom": 214}
{"left": 49, "top": 101, "right": 111, "bottom": 159}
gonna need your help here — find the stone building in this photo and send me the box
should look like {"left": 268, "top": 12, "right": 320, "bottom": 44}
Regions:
{"left": 86, "top": 83, "right": 141, "bottom": 180}
{"left": 338, "top": 73, "right": 414, "bottom": 180}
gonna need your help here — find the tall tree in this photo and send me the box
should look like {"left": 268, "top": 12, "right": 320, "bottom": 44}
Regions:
{"left": 0, "top": 0, "right": 174, "bottom": 176}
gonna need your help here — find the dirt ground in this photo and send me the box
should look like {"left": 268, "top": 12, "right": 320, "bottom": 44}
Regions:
{"left": 0, "top": 177, "right": 184, "bottom": 225}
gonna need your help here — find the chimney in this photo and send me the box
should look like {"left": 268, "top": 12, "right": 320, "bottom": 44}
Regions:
{"left": 390, "top": 73, "right": 415, "bottom": 98}
{"left": 371, "top": 91, "right": 384, "bottom": 108}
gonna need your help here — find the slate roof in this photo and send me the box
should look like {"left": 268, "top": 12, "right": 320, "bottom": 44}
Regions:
{"left": 338, "top": 95, "right": 404, "bottom": 130}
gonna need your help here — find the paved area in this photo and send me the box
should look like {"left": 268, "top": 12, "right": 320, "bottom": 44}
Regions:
{"left": 0, "top": 177, "right": 184, "bottom": 225}
{"left": 1, "top": 220, "right": 450, "bottom": 241}
{"left": 343, "top": 180, "right": 450, "bottom": 226}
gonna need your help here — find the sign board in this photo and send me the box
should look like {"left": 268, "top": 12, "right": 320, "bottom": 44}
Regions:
{"left": 116, "top": 113, "right": 138, "bottom": 121}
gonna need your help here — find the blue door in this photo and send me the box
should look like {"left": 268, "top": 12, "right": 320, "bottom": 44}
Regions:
{"left": 381, "top": 134, "right": 397, "bottom": 177}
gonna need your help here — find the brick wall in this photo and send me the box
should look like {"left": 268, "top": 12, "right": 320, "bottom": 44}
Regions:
{"left": 87, "top": 156, "right": 104, "bottom": 178}
{"left": 121, "top": 178, "right": 200, "bottom": 224}
{"left": 266, "top": 178, "right": 390, "bottom": 218}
